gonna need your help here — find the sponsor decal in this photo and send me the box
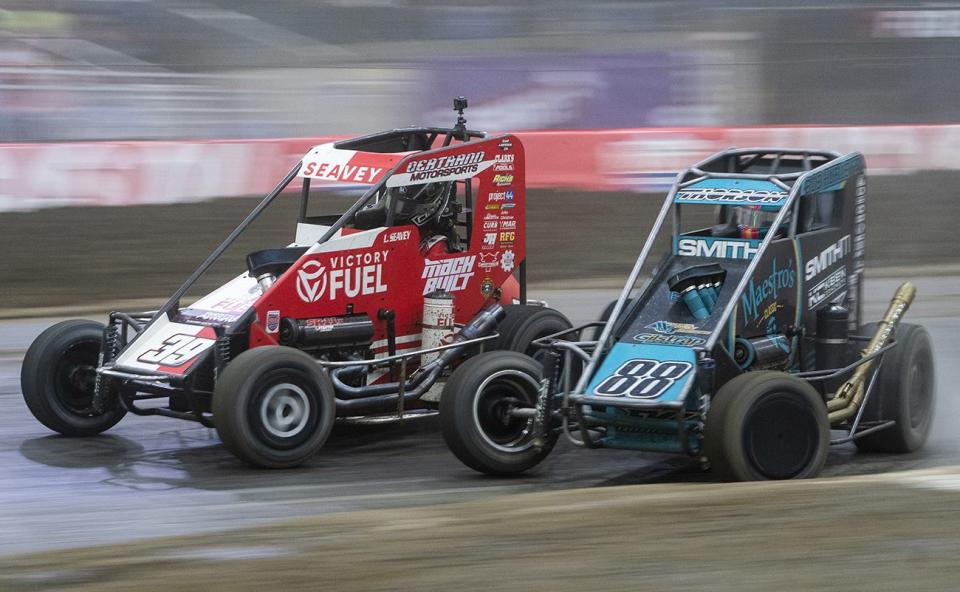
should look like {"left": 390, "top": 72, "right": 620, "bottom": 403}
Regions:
{"left": 799, "top": 153, "right": 865, "bottom": 195}
{"left": 808, "top": 268, "right": 847, "bottom": 308}
{"left": 137, "top": 334, "right": 216, "bottom": 367}
{"left": 388, "top": 151, "right": 491, "bottom": 186}
{"left": 494, "top": 154, "right": 515, "bottom": 172}
{"left": 485, "top": 203, "right": 500, "bottom": 210}
{"left": 266, "top": 310, "right": 280, "bottom": 334}
{"left": 848, "top": 175, "right": 867, "bottom": 330}
{"left": 422, "top": 255, "right": 476, "bottom": 294}
{"left": 301, "top": 161, "right": 384, "bottom": 184}
{"left": 593, "top": 359, "right": 693, "bottom": 399}
{"left": 181, "top": 294, "right": 256, "bottom": 323}
{"left": 406, "top": 151, "right": 484, "bottom": 173}
{"left": 478, "top": 251, "right": 499, "bottom": 270}
{"left": 500, "top": 249, "right": 515, "bottom": 273}
{"left": 493, "top": 174, "right": 514, "bottom": 186}
{"left": 482, "top": 232, "right": 497, "bottom": 247}
{"left": 499, "top": 219, "right": 517, "bottom": 231}
{"left": 499, "top": 231, "right": 516, "bottom": 245}
{"left": 487, "top": 190, "right": 514, "bottom": 202}
{"left": 501, "top": 202, "right": 516, "bottom": 209}
{"left": 676, "top": 237, "right": 759, "bottom": 260}
{"left": 383, "top": 230, "right": 412, "bottom": 243}
{"left": 645, "top": 321, "right": 711, "bottom": 335}
{"left": 805, "top": 234, "right": 851, "bottom": 281}
{"left": 295, "top": 250, "right": 389, "bottom": 303}
{"left": 498, "top": 138, "right": 513, "bottom": 151}
{"left": 304, "top": 317, "right": 343, "bottom": 332}
{"left": 484, "top": 212, "right": 500, "bottom": 220}
{"left": 480, "top": 276, "right": 495, "bottom": 297}
{"left": 633, "top": 333, "right": 706, "bottom": 347}
{"left": 675, "top": 187, "right": 787, "bottom": 205}
{"left": 740, "top": 258, "right": 796, "bottom": 329}
{"left": 296, "top": 261, "right": 326, "bottom": 303}
{"left": 483, "top": 220, "right": 498, "bottom": 230}
{"left": 180, "top": 310, "right": 241, "bottom": 324}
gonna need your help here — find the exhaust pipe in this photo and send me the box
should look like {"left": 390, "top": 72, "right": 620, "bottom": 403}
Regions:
{"left": 827, "top": 282, "right": 916, "bottom": 423}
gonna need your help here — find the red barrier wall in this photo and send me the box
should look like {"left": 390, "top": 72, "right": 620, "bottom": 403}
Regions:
{"left": 2, "top": 125, "right": 958, "bottom": 211}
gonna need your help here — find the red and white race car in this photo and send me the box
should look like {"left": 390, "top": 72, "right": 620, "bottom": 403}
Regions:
{"left": 20, "top": 99, "right": 572, "bottom": 468}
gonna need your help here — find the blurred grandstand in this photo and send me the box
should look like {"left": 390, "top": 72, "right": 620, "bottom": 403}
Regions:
{"left": 2, "top": 0, "right": 960, "bottom": 142}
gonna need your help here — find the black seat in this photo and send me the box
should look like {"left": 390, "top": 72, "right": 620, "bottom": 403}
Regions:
{"left": 246, "top": 247, "right": 309, "bottom": 278}
{"left": 353, "top": 205, "right": 388, "bottom": 229}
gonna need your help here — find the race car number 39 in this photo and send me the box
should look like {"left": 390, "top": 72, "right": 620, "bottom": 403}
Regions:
{"left": 137, "top": 334, "right": 216, "bottom": 367}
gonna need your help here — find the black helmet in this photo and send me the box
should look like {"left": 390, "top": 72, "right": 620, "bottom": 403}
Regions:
{"left": 392, "top": 182, "right": 452, "bottom": 226}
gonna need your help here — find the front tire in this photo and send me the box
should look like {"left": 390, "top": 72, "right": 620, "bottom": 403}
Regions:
{"left": 854, "top": 323, "right": 935, "bottom": 453}
{"left": 704, "top": 371, "right": 829, "bottom": 481}
{"left": 440, "top": 351, "right": 556, "bottom": 475}
{"left": 21, "top": 320, "right": 126, "bottom": 436}
{"left": 213, "top": 346, "right": 336, "bottom": 469}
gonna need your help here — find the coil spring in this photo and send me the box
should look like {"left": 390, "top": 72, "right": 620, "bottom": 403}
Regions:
{"left": 214, "top": 336, "right": 232, "bottom": 380}
{"left": 92, "top": 324, "right": 120, "bottom": 413}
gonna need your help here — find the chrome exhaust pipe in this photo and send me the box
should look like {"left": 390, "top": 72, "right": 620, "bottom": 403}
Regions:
{"left": 827, "top": 282, "right": 916, "bottom": 423}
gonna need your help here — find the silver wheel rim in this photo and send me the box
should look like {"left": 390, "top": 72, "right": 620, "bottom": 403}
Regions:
{"left": 260, "top": 383, "right": 310, "bottom": 439}
{"left": 472, "top": 369, "right": 540, "bottom": 453}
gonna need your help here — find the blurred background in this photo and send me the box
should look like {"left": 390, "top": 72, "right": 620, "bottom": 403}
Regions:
{"left": 1, "top": 0, "right": 959, "bottom": 309}
{"left": 3, "top": 0, "right": 960, "bottom": 141}
{"left": 1, "top": 4, "right": 960, "bottom": 584}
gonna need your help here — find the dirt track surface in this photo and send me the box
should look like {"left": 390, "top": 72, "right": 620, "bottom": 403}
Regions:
{"left": 2, "top": 467, "right": 959, "bottom": 592}
{"left": 2, "top": 173, "right": 957, "bottom": 310}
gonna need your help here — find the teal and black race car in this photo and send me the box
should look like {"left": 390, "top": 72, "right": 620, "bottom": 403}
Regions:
{"left": 438, "top": 148, "right": 935, "bottom": 481}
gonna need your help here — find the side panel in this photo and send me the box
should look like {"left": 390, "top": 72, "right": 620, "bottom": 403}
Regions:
{"left": 731, "top": 238, "right": 801, "bottom": 369}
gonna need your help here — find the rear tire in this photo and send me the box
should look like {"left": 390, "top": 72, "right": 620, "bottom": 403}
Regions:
{"left": 440, "top": 351, "right": 556, "bottom": 475}
{"left": 213, "top": 346, "right": 336, "bottom": 469}
{"left": 854, "top": 323, "right": 935, "bottom": 453}
{"left": 704, "top": 371, "right": 829, "bottom": 481}
{"left": 21, "top": 320, "right": 126, "bottom": 436}
{"left": 587, "top": 298, "right": 633, "bottom": 341}
{"left": 493, "top": 305, "right": 573, "bottom": 357}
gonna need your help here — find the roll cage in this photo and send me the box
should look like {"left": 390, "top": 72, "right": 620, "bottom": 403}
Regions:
{"left": 572, "top": 147, "right": 865, "bottom": 396}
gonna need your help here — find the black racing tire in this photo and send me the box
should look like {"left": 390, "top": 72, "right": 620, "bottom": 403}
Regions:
{"left": 854, "top": 323, "right": 935, "bottom": 453}
{"left": 440, "top": 350, "right": 556, "bottom": 475}
{"left": 704, "top": 371, "right": 830, "bottom": 482}
{"left": 21, "top": 320, "right": 126, "bottom": 437}
{"left": 213, "top": 346, "right": 336, "bottom": 469}
{"left": 587, "top": 298, "right": 633, "bottom": 342}
{"left": 493, "top": 305, "right": 573, "bottom": 358}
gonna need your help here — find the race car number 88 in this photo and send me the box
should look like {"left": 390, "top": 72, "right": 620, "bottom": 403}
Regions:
{"left": 593, "top": 359, "right": 692, "bottom": 399}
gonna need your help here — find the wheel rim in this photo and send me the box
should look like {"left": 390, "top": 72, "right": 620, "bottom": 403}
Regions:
{"left": 907, "top": 351, "right": 933, "bottom": 431}
{"left": 472, "top": 369, "right": 540, "bottom": 453}
{"left": 248, "top": 369, "right": 321, "bottom": 450}
{"left": 259, "top": 383, "right": 310, "bottom": 439}
{"left": 742, "top": 392, "right": 820, "bottom": 479}
{"left": 53, "top": 339, "right": 101, "bottom": 416}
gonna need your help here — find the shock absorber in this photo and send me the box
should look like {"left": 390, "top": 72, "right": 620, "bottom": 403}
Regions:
{"left": 92, "top": 323, "right": 120, "bottom": 413}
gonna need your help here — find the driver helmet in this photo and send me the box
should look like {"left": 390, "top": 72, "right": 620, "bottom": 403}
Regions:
{"left": 734, "top": 204, "right": 783, "bottom": 239}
